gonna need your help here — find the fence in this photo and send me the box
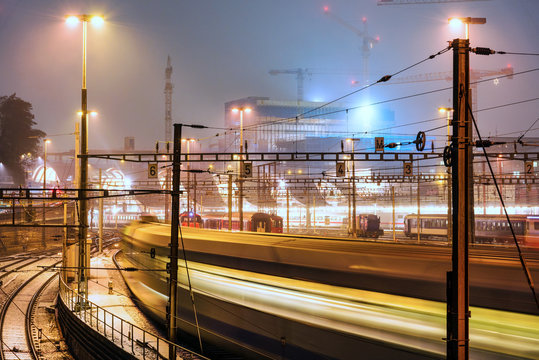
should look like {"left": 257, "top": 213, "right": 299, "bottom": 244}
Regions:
{"left": 58, "top": 278, "right": 208, "bottom": 360}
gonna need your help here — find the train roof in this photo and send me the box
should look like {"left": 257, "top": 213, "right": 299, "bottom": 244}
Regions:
{"left": 404, "top": 213, "right": 533, "bottom": 220}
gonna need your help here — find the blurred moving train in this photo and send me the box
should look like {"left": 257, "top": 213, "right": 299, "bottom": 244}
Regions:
{"left": 119, "top": 222, "right": 539, "bottom": 359}
{"left": 180, "top": 211, "right": 283, "bottom": 233}
{"left": 404, "top": 213, "right": 539, "bottom": 247}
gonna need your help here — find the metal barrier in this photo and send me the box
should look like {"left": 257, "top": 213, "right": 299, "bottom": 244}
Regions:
{"left": 58, "top": 278, "right": 208, "bottom": 360}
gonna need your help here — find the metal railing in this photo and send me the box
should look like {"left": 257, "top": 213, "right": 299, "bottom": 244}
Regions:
{"left": 58, "top": 278, "right": 208, "bottom": 360}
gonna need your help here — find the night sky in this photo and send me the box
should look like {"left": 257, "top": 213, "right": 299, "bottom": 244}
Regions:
{"left": 0, "top": 0, "right": 537, "bottom": 153}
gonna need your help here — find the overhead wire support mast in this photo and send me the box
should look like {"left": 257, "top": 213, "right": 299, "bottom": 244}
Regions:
{"left": 167, "top": 123, "right": 207, "bottom": 359}
{"left": 79, "top": 151, "right": 539, "bottom": 163}
{"left": 169, "top": 123, "right": 182, "bottom": 360}
{"left": 447, "top": 37, "right": 472, "bottom": 360}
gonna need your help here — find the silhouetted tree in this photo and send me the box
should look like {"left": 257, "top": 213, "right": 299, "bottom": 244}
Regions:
{"left": 0, "top": 94, "right": 45, "bottom": 185}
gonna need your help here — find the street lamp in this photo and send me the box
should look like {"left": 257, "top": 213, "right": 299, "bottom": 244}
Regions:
{"left": 438, "top": 107, "right": 454, "bottom": 244}
{"left": 448, "top": 17, "right": 486, "bottom": 40}
{"left": 66, "top": 13, "right": 104, "bottom": 302}
{"left": 231, "top": 107, "right": 251, "bottom": 231}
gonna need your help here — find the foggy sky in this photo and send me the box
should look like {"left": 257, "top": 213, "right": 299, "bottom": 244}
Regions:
{"left": 0, "top": 0, "right": 537, "bottom": 153}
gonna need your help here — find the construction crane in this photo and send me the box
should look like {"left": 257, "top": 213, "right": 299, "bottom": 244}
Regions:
{"left": 377, "top": 0, "right": 490, "bottom": 5}
{"left": 323, "top": 6, "right": 379, "bottom": 86}
{"left": 354, "top": 65, "right": 513, "bottom": 111}
{"left": 269, "top": 68, "right": 363, "bottom": 103}
{"left": 268, "top": 68, "right": 311, "bottom": 102}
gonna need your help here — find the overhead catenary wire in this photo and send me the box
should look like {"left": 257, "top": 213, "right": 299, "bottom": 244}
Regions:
{"left": 467, "top": 102, "right": 539, "bottom": 310}
{"left": 517, "top": 117, "right": 539, "bottom": 144}
{"left": 226, "top": 67, "right": 539, "bottom": 140}
{"left": 189, "top": 67, "right": 538, "bottom": 145}
{"left": 298, "top": 46, "right": 452, "bottom": 119}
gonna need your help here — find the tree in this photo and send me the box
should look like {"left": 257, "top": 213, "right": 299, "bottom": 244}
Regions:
{"left": 0, "top": 94, "right": 45, "bottom": 185}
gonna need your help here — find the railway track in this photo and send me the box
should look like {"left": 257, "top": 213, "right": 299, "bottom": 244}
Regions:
{"left": 0, "top": 249, "right": 61, "bottom": 360}
{"left": 0, "top": 230, "right": 121, "bottom": 360}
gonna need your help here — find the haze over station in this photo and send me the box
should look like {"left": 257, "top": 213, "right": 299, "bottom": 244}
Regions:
{"left": 0, "top": 1, "right": 538, "bottom": 360}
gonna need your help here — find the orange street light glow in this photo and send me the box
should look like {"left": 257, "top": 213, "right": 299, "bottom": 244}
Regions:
{"left": 438, "top": 107, "right": 453, "bottom": 114}
{"left": 65, "top": 15, "right": 80, "bottom": 27}
{"left": 231, "top": 107, "right": 251, "bottom": 113}
{"left": 90, "top": 16, "right": 104, "bottom": 28}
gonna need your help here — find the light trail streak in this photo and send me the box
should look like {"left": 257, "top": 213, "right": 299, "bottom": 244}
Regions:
{"left": 138, "top": 255, "right": 539, "bottom": 359}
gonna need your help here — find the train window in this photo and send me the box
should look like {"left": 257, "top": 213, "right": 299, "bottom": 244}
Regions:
{"left": 535, "top": 222, "right": 539, "bottom": 230}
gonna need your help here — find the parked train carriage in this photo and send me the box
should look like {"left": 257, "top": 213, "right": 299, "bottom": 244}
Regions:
{"left": 475, "top": 214, "right": 528, "bottom": 244}
{"left": 203, "top": 217, "right": 250, "bottom": 231}
{"left": 179, "top": 211, "right": 203, "bottom": 228}
{"left": 526, "top": 216, "right": 539, "bottom": 247}
{"left": 250, "top": 212, "right": 283, "bottom": 233}
{"left": 404, "top": 213, "right": 539, "bottom": 247}
{"left": 404, "top": 214, "right": 448, "bottom": 239}
{"left": 356, "top": 214, "right": 384, "bottom": 238}
{"left": 203, "top": 212, "right": 282, "bottom": 233}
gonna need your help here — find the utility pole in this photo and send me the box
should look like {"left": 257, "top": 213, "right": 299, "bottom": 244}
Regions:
{"left": 63, "top": 202, "right": 68, "bottom": 283}
{"left": 447, "top": 38, "right": 472, "bottom": 360}
{"left": 228, "top": 174, "right": 232, "bottom": 231}
{"left": 351, "top": 154, "right": 357, "bottom": 237}
{"left": 168, "top": 123, "right": 181, "bottom": 359}
{"left": 98, "top": 168, "right": 103, "bottom": 253}
{"left": 286, "top": 188, "right": 290, "bottom": 233}
{"left": 392, "top": 186, "right": 396, "bottom": 242}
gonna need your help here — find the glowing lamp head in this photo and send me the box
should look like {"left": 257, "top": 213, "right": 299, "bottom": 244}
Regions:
{"left": 448, "top": 17, "right": 463, "bottom": 27}
{"left": 44, "top": 139, "right": 51, "bottom": 144}
{"left": 438, "top": 107, "right": 453, "bottom": 114}
{"left": 65, "top": 15, "right": 80, "bottom": 27}
{"left": 232, "top": 107, "right": 251, "bottom": 114}
{"left": 90, "top": 16, "right": 104, "bottom": 27}
{"left": 90, "top": 111, "right": 98, "bottom": 117}
{"left": 346, "top": 138, "right": 352, "bottom": 143}
{"left": 323, "top": 6, "right": 329, "bottom": 13}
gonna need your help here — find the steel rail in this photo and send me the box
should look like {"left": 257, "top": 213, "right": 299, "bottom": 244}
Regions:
{"left": 26, "top": 273, "right": 59, "bottom": 360}
{"left": 0, "top": 256, "right": 60, "bottom": 360}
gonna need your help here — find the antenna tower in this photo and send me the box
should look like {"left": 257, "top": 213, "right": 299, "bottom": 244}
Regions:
{"left": 165, "top": 55, "right": 173, "bottom": 142}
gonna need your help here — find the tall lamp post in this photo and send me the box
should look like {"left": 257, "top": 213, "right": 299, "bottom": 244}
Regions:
{"left": 231, "top": 107, "right": 251, "bottom": 231}
{"left": 42, "top": 139, "right": 51, "bottom": 246}
{"left": 439, "top": 107, "right": 454, "bottom": 243}
{"left": 66, "top": 14, "right": 104, "bottom": 301}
